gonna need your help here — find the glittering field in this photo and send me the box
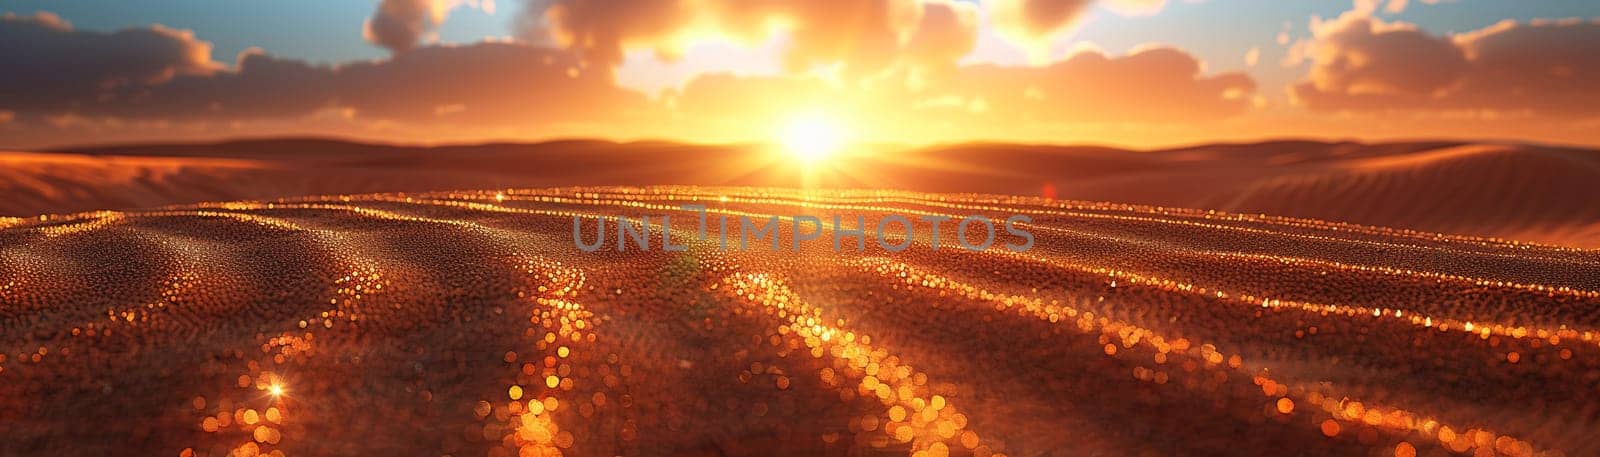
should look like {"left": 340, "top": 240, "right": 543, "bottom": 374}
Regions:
{"left": 2, "top": 187, "right": 1598, "bottom": 457}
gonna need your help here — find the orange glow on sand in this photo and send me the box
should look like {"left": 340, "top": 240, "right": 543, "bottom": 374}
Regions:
{"left": 6, "top": 1, "right": 1600, "bottom": 455}
{"left": 0, "top": 187, "right": 1594, "bottom": 455}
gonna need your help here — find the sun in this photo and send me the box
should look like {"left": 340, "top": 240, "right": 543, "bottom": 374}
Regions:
{"left": 778, "top": 114, "right": 848, "bottom": 163}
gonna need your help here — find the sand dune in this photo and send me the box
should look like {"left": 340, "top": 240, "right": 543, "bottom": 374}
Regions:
{"left": 3, "top": 138, "right": 1597, "bottom": 247}
{"left": 1, "top": 187, "right": 1597, "bottom": 456}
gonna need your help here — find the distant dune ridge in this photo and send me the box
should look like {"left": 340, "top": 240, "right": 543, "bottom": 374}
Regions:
{"left": 1, "top": 138, "right": 1596, "bottom": 247}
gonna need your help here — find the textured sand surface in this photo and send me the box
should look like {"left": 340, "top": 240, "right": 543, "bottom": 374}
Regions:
{"left": 2, "top": 187, "right": 1598, "bottom": 456}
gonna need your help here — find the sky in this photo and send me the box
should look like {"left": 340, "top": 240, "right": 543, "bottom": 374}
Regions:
{"left": 1, "top": 0, "right": 1598, "bottom": 149}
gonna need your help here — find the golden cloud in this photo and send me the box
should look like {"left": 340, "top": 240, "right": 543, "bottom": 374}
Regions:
{"left": 532, "top": 0, "right": 980, "bottom": 76}
{"left": 1293, "top": 13, "right": 1600, "bottom": 117}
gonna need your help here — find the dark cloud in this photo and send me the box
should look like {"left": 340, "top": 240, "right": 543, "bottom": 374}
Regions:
{"left": 0, "top": 12, "right": 216, "bottom": 113}
{"left": 364, "top": 0, "right": 452, "bottom": 53}
{"left": 1453, "top": 19, "right": 1600, "bottom": 115}
{"left": 92, "top": 50, "right": 338, "bottom": 120}
{"left": 988, "top": 0, "right": 1093, "bottom": 41}
{"left": 1293, "top": 14, "right": 1600, "bottom": 116}
{"left": 364, "top": 0, "right": 501, "bottom": 52}
{"left": 0, "top": 12, "right": 648, "bottom": 128}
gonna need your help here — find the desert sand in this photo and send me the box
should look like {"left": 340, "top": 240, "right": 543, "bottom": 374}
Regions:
{"left": 2, "top": 138, "right": 1597, "bottom": 247}
{"left": 2, "top": 140, "right": 1598, "bottom": 456}
{"left": 1, "top": 187, "right": 1598, "bottom": 456}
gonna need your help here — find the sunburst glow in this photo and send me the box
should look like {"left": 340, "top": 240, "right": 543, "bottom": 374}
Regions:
{"left": 778, "top": 114, "right": 848, "bottom": 163}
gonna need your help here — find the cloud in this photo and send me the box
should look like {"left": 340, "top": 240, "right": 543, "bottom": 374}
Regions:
{"left": 1292, "top": 14, "right": 1600, "bottom": 116}
{"left": 2, "top": 8, "right": 1257, "bottom": 147}
{"left": 1450, "top": 18, "right": 1600, "bottom": 115}
{"left": 940, "top": 47, "right": 1256, "bottom": 123}
{"left": 904, "top": 0, "right": 982, "bottom": 70}
{"left": 528, "top": 0, "right": 692, "bottom": 67}
{"left": 527, "top": 0, "right": 1167, "bottom": 73}
{"left": 673, "top": 46, "right": 1256, "bottom": 131}
{"left": 1297, "top": 14, "right": 1470, "bottom": 97}
{"left": 0, "top": 13, "right": 648, "bottom": 128}
{"left": 1380, "top": 0, "right": 1443, "bottom": 14}
{"left": 335, "top": 42, "right": 650, "bottom": 124}
{"left": 364, "top": 0, "right": 497, "bottom": 52}
{"left": 365, "top": 0, "right": 453, "bottom": 52}
{"left": 0, "top": 12, "right": 217, "bottom": 113}
{"left": 986, "top": 0, "right": 1169, "bottom": 48}
{"left": 986, "top": 0, "right": 1093, "bottom": 44}
{"left": 1104, "top": 0, "right": 1168, "bottom": 17}
{"left": 88, "top": 50, "right": 338, "bottom": 120}
{"left": 528, "top": 0, "right": 980, "bottom": 76}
